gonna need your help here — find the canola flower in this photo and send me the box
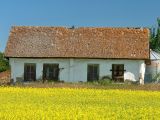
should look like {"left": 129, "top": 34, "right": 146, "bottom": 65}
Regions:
{"left": 0, "top": 87, "right": 160, "bottom": 120}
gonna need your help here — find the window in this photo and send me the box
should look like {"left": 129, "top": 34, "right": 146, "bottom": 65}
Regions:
{"left": 87, "top": 64, "right": 99, "bottom": 81}
{"left": 43, "top": 64, "right": 59, "bottom": 81}
{"left": 111, "top": 64, "right": 125, "bottom": 82}
{"left": 24, "top": 63, "right": 36, "bottom": 81}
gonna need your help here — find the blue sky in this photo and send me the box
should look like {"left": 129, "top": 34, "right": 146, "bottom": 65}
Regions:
{"left": 0, "top": 0, "right": 160, "bottom": 52}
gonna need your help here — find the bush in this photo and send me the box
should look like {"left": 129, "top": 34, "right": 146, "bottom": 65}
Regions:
{"left": 98, "top": 76, "right": 112, "bottom": 85}
{"left": 0, "top": 52, "right": 9, "bottom": 72}
{"left": 101, "top": 75, "right": 112, "bottom": 80}
{"left": 98, "top": 79, "right": 112, "bottom": 85}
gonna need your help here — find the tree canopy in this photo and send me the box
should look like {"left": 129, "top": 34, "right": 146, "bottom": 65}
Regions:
{"left": 150, "top": 18, "right": 160, "bottom": 52}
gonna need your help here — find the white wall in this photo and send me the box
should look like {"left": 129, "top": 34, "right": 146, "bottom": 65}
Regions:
{"left": 9, "top": 58, "right": 145, "bottom": 83}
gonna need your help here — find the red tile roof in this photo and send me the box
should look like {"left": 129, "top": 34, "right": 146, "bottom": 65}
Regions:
{"left": 5, "top": 26, "right": 150, "bottom": 59}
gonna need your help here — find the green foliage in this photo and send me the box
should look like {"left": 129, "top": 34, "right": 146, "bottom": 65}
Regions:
{"left": 98, "top": 76, "right": 112, "bottom": 85}
{"left": 98, "top": 79, "right": 112, "bottom": 85}
{"left": 157, "top": 17, "right": 160, "bottom": 27}
{"left": 0, "top": 52, "right": 9, "bottom": 72}
{"left": 150, "top": 17, "right": 160, "bottom": 52}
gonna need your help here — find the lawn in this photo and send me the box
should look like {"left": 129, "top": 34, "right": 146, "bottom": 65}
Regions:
{"left": 0, "top": 87, "right": 160, "bottom": 120}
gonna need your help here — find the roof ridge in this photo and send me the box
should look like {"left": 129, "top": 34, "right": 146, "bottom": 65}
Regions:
{"left": 11, "top": 26, "right": 148, "bottom": 30}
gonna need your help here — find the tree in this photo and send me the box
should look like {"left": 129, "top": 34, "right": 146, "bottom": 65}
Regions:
{"left": 150, "top": 17, "right": 160, "bottom": 52}
{"left": 0, "top": 52, "right": 9, "bottom": 72}
{"left": 150, "top": 27, "right": 156, "bottom": 49}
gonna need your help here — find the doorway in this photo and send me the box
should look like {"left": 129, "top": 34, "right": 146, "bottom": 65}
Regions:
{"left": 87, "top": 64, "right": 99, "bottom": 81}
{"left": 112, "top": 64, "right": 125, "bottom": 82}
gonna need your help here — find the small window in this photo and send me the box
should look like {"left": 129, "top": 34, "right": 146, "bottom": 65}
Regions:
{"left": 111, "top": 64, "right": 125, "bottom": 82}
{"left": 87, "top": 64, "right": 99, "bottom": 81}
{"left": 24, "top": 63, "right": 36, "bottom": 81}
{"left": 43, "top": 64, "right": 59, "bottom": 81}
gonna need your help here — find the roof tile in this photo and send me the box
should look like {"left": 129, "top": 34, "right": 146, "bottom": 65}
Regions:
{"left": 5, "top": 26, "right": 150, "bottom": 59}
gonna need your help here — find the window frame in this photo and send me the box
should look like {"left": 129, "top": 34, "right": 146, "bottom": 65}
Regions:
{"left": 87, "top": 64, "right": 99, "bottom": 81}
{"left": 43, "top": 63, "right": 59, "bottom": 81}
{"left": 111, "top": 64, "right": 125, "bottom": 82}
{"left": 24, "top": 63, "right": 36, "bottom": 81}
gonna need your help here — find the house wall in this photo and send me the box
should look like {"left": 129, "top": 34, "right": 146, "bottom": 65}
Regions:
{"left": 9, "top": 58, "right": 145, "bottom": 84}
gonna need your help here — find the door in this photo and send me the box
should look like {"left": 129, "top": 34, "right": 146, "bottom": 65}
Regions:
{"left": 43, "top": 64, "right": 59, "bottom": 81}
{"left": 24, "top": 63, "right": 36, "bottom": 81}
{"left": 87, "top": 64, "right": 99, "bottom": 81}
{"left": 112, "top": 64, "right": 125, "bottom": 82}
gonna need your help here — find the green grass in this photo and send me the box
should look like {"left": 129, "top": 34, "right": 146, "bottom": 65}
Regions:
{"left": 0, "top": 87, "right": 160, "bottom": 119}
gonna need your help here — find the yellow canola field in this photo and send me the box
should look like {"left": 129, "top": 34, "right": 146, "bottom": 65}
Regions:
{"left": 0, "top": 87, "right": 160, "bottom": 120}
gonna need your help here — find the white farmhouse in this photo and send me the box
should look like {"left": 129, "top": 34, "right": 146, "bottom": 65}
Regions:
{"left": 5, "top": 26, "right": 150, "bottom": 84}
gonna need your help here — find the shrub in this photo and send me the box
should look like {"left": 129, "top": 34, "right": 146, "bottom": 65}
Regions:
{"left": 0, "top": 52, "right": 9, "bottom": 72}
{"left": 98, "top": 76, "right": 112, "bottom": 85}
{"left": 98, "top": 79, "right": 112, "bottom": 85}
{"left": 101, "top": 75, "right": 112, "bottom": 80}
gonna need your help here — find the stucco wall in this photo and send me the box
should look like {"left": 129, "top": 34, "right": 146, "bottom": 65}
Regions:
{"left": 9, "top": 58, "right": 145, "bottom": 83}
